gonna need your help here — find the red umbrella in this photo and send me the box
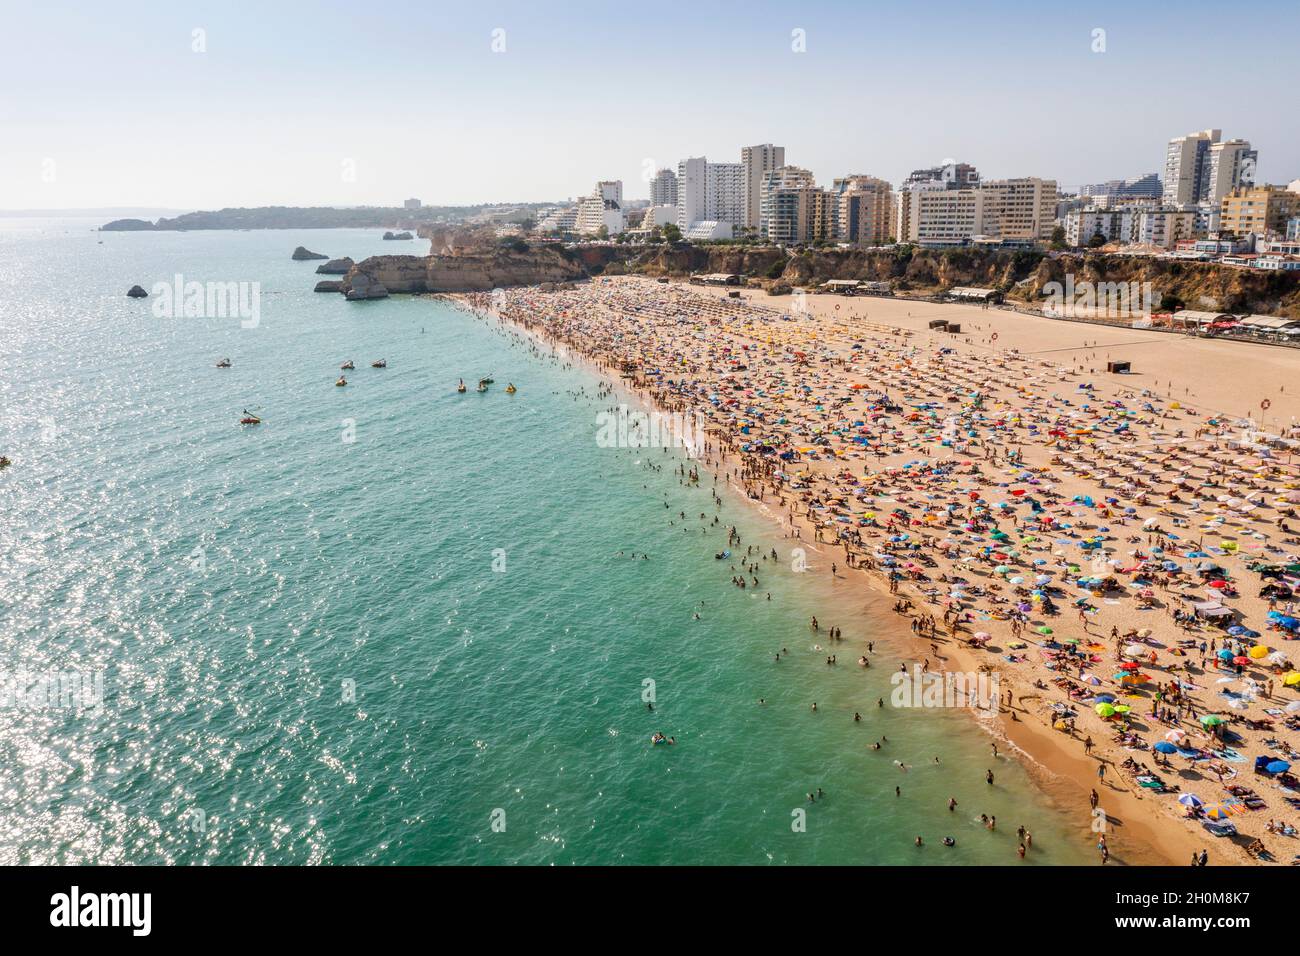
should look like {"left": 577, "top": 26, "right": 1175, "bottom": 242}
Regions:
{"left": 1232, "top": 656, "right": 1250, "bottom": 666}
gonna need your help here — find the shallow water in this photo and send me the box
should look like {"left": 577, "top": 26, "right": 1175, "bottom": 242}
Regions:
{"left": 0, "top": 222, "right": 1094, "bottom": 864}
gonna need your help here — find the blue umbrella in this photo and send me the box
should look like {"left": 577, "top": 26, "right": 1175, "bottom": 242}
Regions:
{"left": 1154, "top": 742, "right": 1178, "bottom": 754}
{"left": 1266, "top": 760, "right": 1291, "bottom": 774}
{"left": 1094, "top": 694, "right": 1116, "bottom": 703}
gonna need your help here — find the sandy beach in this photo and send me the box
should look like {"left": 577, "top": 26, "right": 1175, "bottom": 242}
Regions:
{"left": 455, "top": 275, "right": 1300, "bottom": 865}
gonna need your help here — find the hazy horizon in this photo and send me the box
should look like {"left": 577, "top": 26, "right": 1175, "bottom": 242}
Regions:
{"left": 5, "top": 0, "right": 1298, "bottom": 211}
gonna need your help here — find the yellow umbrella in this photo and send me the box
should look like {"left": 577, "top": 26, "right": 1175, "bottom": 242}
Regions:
{"left": 1249, "top": 645, "right": 1270, "bottom": 660}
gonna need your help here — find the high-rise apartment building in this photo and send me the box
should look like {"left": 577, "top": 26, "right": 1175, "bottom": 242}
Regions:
{"left": 978, "top": 178, "right": 1059, "bottom": 241}
{"left": 676, "top": 157, "right": 744, "bottom": 236}
{"left": 760, "top": 166, "right": 824, "bottom": 243}
{"left": 1203, "top": 139, "right": 1258, "bottom": 207}
{"left": 740, "top": 144, "right": 785, "bottom": 232}
{"left": 1163, "top": 129, "right": 1257, "bottom": 208}
{"left": 832, "top": 175, "right": 893, "bottom": 245}
{"left": 1164, "top": 129, "right": 1219, "bottom": 206}
{"left": 896, "top": 183, "right": 983, "bottom": 246}
{"left": 649, "top": 168, "right": 678, "bottom": 208}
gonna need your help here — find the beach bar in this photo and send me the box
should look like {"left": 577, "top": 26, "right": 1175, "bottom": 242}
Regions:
{"left": 690, "top": 273, "right": 741, "bottom": 286}
{"left": 947, "top": 287, "right": 999, "bottom": 303}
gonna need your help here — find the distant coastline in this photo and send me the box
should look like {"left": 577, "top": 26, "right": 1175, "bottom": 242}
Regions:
{"left": 99, "top": 203, "right": 551, "bottom": 232}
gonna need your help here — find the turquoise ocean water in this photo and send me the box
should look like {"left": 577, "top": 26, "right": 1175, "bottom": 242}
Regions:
{"left": 0, "top": 220, "right": 1094, "bottom": 864}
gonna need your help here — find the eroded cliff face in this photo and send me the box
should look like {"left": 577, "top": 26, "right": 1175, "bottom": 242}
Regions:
{"left": 339, "top": 248, "right": 587, "bottom": 297}
{"left": 332, "top": 242, "right": 1300, "bottom": 316}
{"left": 626, "top": 246, "right": 1300, "bottom": 316}
{"left": 1014, "top": 255, "right": 1300, "bottom": 315}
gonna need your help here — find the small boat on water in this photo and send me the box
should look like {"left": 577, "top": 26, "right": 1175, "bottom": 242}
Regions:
{"left": 336, "top": 376, "right": 348, "bottom": 387}
{"left": 456, "top": 379, "right": 467, "bottom": 393}
{"left": 476, "top": 382, "right": 488, "bottom": 393}
{"left": 240, "top": 409, "right": 262, "bottom": 426}
{"left": 371, "top": 359, "right": 387, "bottom": 369}
{"left": 216, "top": 358, "right": 232, "bottom": 368}
{"left": 341, "top": 360, "right": 355, "bottom": 370}
{"left": 505, "top": 383, "right": 517, "bottom": 394}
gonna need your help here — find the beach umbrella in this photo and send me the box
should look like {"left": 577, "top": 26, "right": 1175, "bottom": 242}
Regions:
{"left": 1177, "top": 793, "right": 1203, "bottom": 808}
{"left": 1123, "top": 644, "right": 1146, "bottom": 658}
{"left": 1154, "top": 742, "right": 1178, "bottom": 754}
{"left": 1038, "top": 626, "right": 1053, "bottom": 635}
{"left": 1203, "top": 805, "right": 1238, "bottom": 820}
{"left": 1200, "top": 715, "right": 1225, "bottom": 727}
{"left": 1248, "top": 645, "right": 1269, "bottom": 659}
{"left": 1095, "top": 703, "right": 1116, "bottom": 717}
{"left": 1232, "top": 656, "right": 1250, "bottom": 667}
{"left": 1165, "top": 730, "right": 1187, "bottom": 743}
{"left": 1285, "top": 701, "right": 1300, "bottom": 713}
{"left": 1113, "top": 704, "right": 1131, "bottom": 714}
{"left": 1266, "top": 760, "right": 1291, "bottom": 774}
{"left": 1217, "top": 649, "right": 1234, "bottom": 660}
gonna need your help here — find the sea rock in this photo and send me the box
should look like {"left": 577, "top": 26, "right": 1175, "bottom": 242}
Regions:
{"left": 344, "top": 273, "right": 389, "bottom": 300}
{"left": 316, "top": 257, "right": 354, "bottom": 275}
{"left": 292, "top": 246, "right": 328, "bottom": 261}
{"left": 314, "top": 280, "right": 343, "bottom": 293}
{"left": 126, "top": 285, "right": 149, "bottom": 298}
{"left": 382, "top": 231, "right": 413, "bottom": 241}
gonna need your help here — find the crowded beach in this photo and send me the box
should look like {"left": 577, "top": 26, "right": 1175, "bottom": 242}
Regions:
{"left": 458, "top": 275, "right": 1300, "bottom": 864}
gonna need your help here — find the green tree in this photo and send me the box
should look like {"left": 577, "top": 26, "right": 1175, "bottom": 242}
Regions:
{"left": 663, "top": 223, "right": 682, "bottom": 243}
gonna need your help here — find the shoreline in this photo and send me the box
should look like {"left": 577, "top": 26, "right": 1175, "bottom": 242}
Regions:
{"left": 446, "top": 288, "right": 1207, "bottom": 865}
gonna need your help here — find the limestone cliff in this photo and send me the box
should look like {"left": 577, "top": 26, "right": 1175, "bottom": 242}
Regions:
{"left": 625, "top": 245, "right": 1300, "bottom": 317}
{"left": 338, "top": 248, "right": 587, "bottom": 297}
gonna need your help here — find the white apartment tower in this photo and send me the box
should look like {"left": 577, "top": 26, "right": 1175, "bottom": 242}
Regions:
{"left": 741, "top": 144, "right": 786, "bottom": 232}
{"left": 676, "top": 157, "right": 744, "bottom": 235}
{"left": 1203, "top": 139, "right": 1257, "bottom": 207}
{"left": 1164, "top": 130, "right": 1219, "bottom": 206}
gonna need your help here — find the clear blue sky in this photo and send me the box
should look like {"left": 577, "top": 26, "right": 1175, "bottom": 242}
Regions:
{"left": 3, "top": 0, "right": 1297, "bottom": 210}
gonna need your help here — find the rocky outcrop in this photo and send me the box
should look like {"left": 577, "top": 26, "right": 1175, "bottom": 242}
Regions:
{"left": 292, "top": 246, "right": 328, "bottom": 261}
{"left": 315, "top": 257, "right": 354, "bottom": 275}
{"left": 382, "top": 230, "right": 413, "bottom": 240}
{"left": 336, "top": 248, "right": 587, "bottom": 298}
{"left": 345, "top": 273, "right": 389, "bottom": 300}
{"left": 314, "top": 280, "right": 344, "bottom": 293}
{"left": 126, "top": 285, "right": 149, "bottom": 297}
